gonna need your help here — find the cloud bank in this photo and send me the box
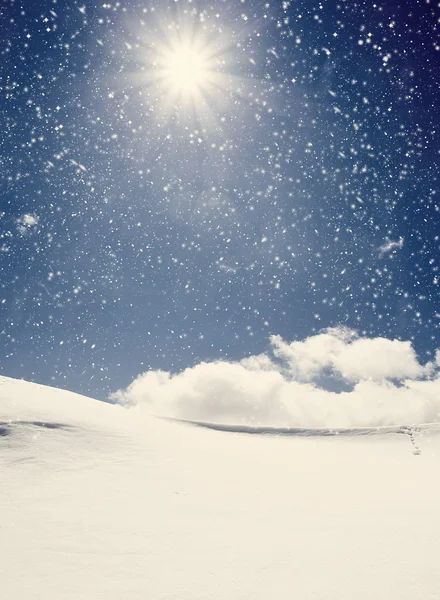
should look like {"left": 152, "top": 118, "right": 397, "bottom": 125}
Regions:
{"left": 111, "top": 328, "right": 440, "bottom": 428}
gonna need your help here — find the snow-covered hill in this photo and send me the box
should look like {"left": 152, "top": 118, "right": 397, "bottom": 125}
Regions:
{"left": 2, "top": 375, "right": 440, "bottom": 599}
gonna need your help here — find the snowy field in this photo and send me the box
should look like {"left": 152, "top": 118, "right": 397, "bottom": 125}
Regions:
{"left": 2, "top": 375, "right": 440, "bottom": 599}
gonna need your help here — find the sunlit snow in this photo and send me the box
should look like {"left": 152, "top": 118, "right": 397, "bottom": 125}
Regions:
{"left": 2, "top": 376, "right": 440, "bottom": 599}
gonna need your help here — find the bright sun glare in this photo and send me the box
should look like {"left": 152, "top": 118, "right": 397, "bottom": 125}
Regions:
{"left": 130, "top": 15, "right": 239, "bottom": 128}
{"left": 151, "top": 29, "right": 224, "bottom": 116}
{"left": 161, "top": 42, "right": 210, "bottom": 99}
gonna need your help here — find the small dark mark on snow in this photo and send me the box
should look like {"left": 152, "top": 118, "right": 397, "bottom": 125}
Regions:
{"left": 0, "top": 421, "right": 73, "bottom": 438}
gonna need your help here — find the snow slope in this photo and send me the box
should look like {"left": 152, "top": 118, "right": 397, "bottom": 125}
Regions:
{"left": 2, "top": 375, "right": 440, "bottom": 599}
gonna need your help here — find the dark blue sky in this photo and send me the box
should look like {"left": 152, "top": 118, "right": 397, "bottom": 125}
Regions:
{"left": 1, "top": 0, "right": 439, "bottom": 400}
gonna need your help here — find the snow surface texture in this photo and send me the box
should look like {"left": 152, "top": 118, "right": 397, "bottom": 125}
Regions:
{"left": 2, "top": 375, "right": 440, "bottom": 600}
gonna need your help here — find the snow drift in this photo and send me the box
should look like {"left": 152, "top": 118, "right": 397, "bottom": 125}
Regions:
{"left": 2, "top": 375, "right": 440, "bottom": 600}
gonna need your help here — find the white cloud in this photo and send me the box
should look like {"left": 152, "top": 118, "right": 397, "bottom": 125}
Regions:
{"left": 111, "top": 328, "right": 440, "bottom": 428}
{"left": 271, "top": 328, "right": 427, "bottom": 382}
{"left": 378, "top": 237, "right": 404, "bottom": 257}
{"left": 16, "top": 213, "right": 40, "bottom": 235}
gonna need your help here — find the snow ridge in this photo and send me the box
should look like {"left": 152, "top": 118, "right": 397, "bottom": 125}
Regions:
{"left": 163, "top": 416, "right": 439, "bottom": 438}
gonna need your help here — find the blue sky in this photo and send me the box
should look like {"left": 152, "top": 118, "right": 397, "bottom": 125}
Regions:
{"left": 1, "top": 0, "right": 439, "bottom": 400}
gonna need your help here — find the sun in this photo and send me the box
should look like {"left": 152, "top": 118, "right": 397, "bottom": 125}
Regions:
{"left": 126, "top": 13, "right": 240, "bottom": 129}
{"left": 148, "top": 23, "right": 230, "bottom": 123}
{"left": 159, "top": 40, "right": 212, "bottom": 101}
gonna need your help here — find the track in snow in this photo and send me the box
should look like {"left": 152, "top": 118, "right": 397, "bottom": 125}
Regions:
{"left": 162, "top": 416, "right": 439, "bottom": 438}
